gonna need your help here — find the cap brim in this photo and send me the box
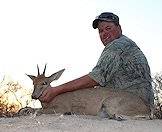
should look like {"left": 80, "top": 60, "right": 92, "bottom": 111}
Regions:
{"left": 92, "top": 18, "right": 115, "bottom": 29}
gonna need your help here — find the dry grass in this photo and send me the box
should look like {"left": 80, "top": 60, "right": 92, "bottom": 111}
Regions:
{"left": 0, "top": 94, "right": 20, "bottom": 117}
{"left": 152, "top": 73, "right": 162, "bottom": 119}
{"left": 0, "top": 76, "right": 33, "bottom": 117}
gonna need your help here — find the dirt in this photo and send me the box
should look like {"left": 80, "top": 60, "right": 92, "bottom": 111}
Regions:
{"left": 0, "top": 114, "right": 162, "bottom": 132}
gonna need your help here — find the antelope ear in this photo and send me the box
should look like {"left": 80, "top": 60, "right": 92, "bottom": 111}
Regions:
{"left": 48, "top": 69, "right": 65, "bottom": 82}
{"left": 26, "top": 74, "right": 36, "bottom": 80}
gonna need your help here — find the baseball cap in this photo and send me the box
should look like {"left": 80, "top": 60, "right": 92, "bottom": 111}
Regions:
{"left": 92, "top": 12, "right": 119, "bottom": 29}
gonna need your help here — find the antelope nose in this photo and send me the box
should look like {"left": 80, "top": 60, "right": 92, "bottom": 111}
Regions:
{"left": 32, "top": 95, "right": 37, "bottom": 99}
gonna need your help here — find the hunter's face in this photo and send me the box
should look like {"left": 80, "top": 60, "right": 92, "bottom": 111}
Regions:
{"left": 98, "top": 21, "right": 120, "bottom": 46}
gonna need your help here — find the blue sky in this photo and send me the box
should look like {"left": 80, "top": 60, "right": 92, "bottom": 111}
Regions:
{"left": 0, "top": 0, "right": 162, "bottom": 87}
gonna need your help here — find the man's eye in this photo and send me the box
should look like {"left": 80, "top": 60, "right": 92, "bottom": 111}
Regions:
{"left": 42, "top": 82, "right": 48, "bottom": 85}
{"left": 106, "top": 27, "right": 111, "bottom": 30}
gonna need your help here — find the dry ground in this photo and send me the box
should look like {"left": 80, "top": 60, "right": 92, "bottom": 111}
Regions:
{"left": 0, "top": 114, "right": 162, "bottom": 132}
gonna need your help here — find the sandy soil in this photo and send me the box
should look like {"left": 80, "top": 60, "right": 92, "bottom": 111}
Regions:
{"left": 0, "top": 114, "right": 162, "bottom": 132}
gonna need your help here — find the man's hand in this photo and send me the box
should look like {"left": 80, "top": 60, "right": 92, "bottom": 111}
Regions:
{"left": 39, "top": 87, "right": 59, "bottom": 103}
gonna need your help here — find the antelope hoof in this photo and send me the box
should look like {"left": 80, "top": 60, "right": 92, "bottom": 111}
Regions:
{"left": 18, "top": 107, "right": 35, "bottom": 116}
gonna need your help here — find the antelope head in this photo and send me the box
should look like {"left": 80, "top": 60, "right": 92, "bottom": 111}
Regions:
{"left": 26, "top": 64, "right": 65, "bottom": 99}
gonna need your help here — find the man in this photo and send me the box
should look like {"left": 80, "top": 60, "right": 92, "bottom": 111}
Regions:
{"left": 39, "top": 12, "right": 154, "bottom": 109}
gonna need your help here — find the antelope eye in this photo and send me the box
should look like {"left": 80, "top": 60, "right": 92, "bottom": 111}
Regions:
{"left": 42, "top": 82, "right": 48, "bottom": 85}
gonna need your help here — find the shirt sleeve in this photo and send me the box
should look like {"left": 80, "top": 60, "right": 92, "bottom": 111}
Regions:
{"left": 88, "top": 50, "right": 120, "bottom": 87}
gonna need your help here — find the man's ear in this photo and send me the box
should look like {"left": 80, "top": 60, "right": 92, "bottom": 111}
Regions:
{"left": 115, "top": 24, "right": 122, "bottom": 36}
{"left": 48, "top": 69, "right": 65, "bottom": 83}
{"left": 26, "top": 74, "right": 36, "bottom": 80}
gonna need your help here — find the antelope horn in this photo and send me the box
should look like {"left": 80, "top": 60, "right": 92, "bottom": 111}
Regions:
{"left": 43, "top": 64, "right": 47, "bottom": 75}
{"left": 37, "top": 64, "right": 40, "bottom": 75}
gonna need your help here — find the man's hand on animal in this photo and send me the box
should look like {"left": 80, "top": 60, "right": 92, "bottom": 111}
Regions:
{"left": 39, "top": 86, "right": 59, "bottom": 103}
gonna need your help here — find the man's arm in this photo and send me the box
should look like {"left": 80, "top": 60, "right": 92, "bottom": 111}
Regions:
{"left": 57, "top": 74, "right": 99, "bottom": 93}
{"left": 39, "top": 74, "right": 99, "bottom": 103}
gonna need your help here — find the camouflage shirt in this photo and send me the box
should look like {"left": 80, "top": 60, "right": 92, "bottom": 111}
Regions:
{"left": 89, "top": 35, "right": 154, "bottom": 106}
